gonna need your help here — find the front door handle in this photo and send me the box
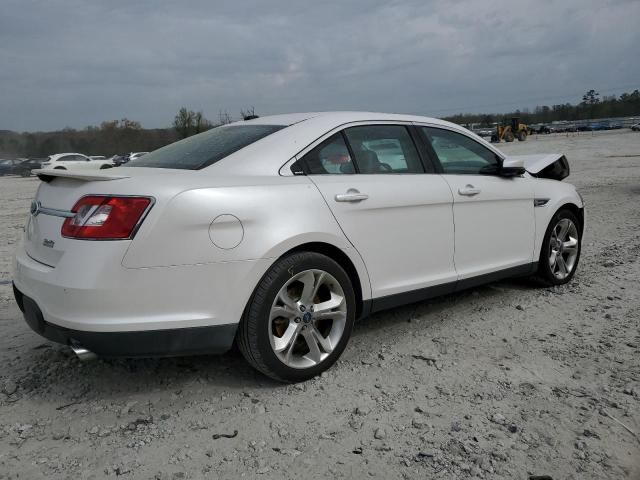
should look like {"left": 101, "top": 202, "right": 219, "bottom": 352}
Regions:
{"left": 335, "top": 189, "right": 369, "bottom": 203}
{"left": 458, "top": 184, "right": 481, "bottom": 196}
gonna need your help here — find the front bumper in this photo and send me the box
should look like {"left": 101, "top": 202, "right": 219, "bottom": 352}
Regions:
{"left": 14, "top": 283, "right": 237, "bottom": 357}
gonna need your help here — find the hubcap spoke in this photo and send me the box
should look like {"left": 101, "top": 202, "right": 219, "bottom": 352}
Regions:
{"left": 278, "top": 290, "right": 298, "bottom": 311}
{"left": 549, "top": 250, "right": 558, "bottom": 269}
{"left": 557, "top": 219, "right": 570, "bottom": 240}
{"left": 270, "top": 306, "right": 296, "bottom": 320}
{"left": 274, "top": 323, "right": 300, "bottom": 353}
{"left": 298, "top": 271, "right": 317, "bottom": 304}
{"left": 311, "top": 327, "right": 334, "bottom": 353}
{"left": 314, "top": 291, "right": 344, "bottom": 314}
{"left": 314, "top": 310, "right": 346, "bottom": 322}
{"left": 301, "top": 328, "right": 323, "bottom": 364}
{"left": 557, "top": 255, "right": 568, "bottom": 276}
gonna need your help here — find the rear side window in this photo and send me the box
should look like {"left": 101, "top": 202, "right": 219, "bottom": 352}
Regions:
{"left": 302, "top": 133, "right": 356, "bottom": 174}
{"left": 344, "top": 125, "right": 423, "bottom": 174}
{"left": 125, "top": 125, "right": 285, "bottom": 170}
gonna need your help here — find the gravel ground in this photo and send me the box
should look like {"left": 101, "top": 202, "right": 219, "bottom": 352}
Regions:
{"left": 0, "top": 130, "right": 639, "bottom": 479}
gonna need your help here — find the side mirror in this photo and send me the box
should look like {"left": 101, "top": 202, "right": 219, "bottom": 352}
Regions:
{"left": 500, "top": 157, "right": 526, "bottom": 177}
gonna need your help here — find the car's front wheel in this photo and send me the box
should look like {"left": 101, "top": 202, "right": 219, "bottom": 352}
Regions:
{"left": 237, "top": 251, "right": 356, "bottom": 382}
{"left": 535, "top": 208, "right": 582, "bottom": 286}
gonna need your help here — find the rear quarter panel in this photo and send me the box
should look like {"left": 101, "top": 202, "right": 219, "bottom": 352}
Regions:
{"left": 121, "top": 175, "right": 371, "bottom": 300}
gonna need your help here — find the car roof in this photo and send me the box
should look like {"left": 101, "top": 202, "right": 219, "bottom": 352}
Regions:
{"left": 213, "top": 111, "right": 497, "bottom": 176}
{"left": 49, "top": 153, "right": 86, "bottom": 160}
{"left": 235, "top": 111, "right": 456, "bottom": 128}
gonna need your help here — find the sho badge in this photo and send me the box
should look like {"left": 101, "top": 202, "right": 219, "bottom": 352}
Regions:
{"left": 42, "top": 238, "right": 55, "bottom": 248}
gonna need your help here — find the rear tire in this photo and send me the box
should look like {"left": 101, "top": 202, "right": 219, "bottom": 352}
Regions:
{"left": 534, "top": 209, "right": 582, "bottom": 286}
{"left": 237, "top": 251, "right": 356, "bottom": 382}
{"left": 504, "top": 132, "right": 515, "bottom": 142}
{"left": 517, "top": 130, "right": 527, "bottom": 141}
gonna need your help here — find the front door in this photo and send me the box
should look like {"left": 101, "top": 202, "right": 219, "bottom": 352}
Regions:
{"left": 420, "top": 126, "right": 535, "bottom": 280}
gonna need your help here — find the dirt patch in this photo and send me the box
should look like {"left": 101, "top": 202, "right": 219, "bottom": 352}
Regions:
{"left": 0, "top": 130, "right": 639, "bottom": 479}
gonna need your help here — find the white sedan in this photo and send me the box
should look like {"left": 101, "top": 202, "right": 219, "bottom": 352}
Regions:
{"left": 13, "top": 112, "right": 583, "bottom": 382}
{"left": 40, "top": 153, "right": 114, "bottom": 170}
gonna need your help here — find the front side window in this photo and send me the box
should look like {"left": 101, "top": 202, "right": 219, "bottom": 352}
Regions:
{"left": 302, "top": 133, "right": 356, "bottom": 174}
{"left": 422, "top": 127, "right": 499, "bottom": 174}
{"left": 344, "top": 125, "right": 423, "bottom": 174}
{"left": 125, "top": 124, "right": 286, "bottom": 170}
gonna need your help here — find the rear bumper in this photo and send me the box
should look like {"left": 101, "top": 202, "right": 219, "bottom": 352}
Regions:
{"left": 14, "top": 283, "right": 237, "bottom": 357}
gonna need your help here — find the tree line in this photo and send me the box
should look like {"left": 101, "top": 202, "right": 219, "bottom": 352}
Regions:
{"left": 444, "top": 89, "right": 640, "bottom": 127}
{"left": 0, "top": 107, "right": 258, "bottom": 158}
{"left": 2, "top": 90, "right": 639, "bottom": 158}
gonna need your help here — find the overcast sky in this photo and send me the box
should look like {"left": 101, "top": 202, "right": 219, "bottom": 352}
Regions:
{"left": 1, "top": 0, "right": 638, "bottom": 131}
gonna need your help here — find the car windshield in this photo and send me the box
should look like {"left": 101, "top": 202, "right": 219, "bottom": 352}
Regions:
{"left": 125, "top": 125, "right": 286, "bottom": 170}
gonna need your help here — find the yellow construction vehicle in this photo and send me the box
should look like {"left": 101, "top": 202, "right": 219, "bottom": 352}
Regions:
{"left": 491, "top": 117, "right": 530, "bottom": 143}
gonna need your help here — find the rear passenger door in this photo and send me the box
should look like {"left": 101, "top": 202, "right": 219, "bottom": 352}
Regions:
{"left": 302, "top": 123, "right": 457, "bottom": 303}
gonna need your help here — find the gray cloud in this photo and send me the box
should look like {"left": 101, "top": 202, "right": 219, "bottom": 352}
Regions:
{"left": 1, "top": 0, "right": 638, "bottom": 131}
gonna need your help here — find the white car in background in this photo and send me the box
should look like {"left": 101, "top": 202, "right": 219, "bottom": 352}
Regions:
{"left": 128, "top": 152, "right": 149, "bottom": 161}
{"left": 15, "top": 112, "right": 584, "bottom": 382}
{"left": 40, "top": 153, "right": 114, "bottom": 170}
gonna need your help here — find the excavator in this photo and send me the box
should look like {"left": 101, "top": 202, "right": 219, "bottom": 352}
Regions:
{"left": 491, "top": 117, "right": 530, "bottom": 143}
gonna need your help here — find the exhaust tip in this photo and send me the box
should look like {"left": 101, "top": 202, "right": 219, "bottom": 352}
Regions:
{"left": 70, "top": 344, "right": 97, "bottom": 362}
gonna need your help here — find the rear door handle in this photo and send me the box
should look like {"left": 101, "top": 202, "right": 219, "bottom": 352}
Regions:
{"left": 458, "top": 184, "right": 481, "bottom": 196}
{"left": 335, "top": 189, "right": 369, "bottom": 203}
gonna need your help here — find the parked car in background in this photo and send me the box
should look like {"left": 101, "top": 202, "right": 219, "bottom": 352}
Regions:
{"left": 128, "top": 152, "right": 148, "bottom": 161}
{"left": 0, "top": 159, "right": 31, "bottom": 176}
{"left": 630, "top": 123, "right": 639, "bottom": 131}
{"left": 39, "top": 153, "right": 114, "bottom": 170}
{"left": 13, "top": 111, "right": 584, "bottom": 382}
{"left": 19, "top": 158, "right": 45, "bottom": 175}
{"left": 110, "top": 154, "right": 130, "bottom": 166}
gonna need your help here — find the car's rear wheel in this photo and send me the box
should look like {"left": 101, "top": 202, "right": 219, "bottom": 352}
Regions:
{"left": 535, "top": 209, "right": 581, "bottom": 286}
{"left": 237, "top": 251, "right": 356, "bottom": 382}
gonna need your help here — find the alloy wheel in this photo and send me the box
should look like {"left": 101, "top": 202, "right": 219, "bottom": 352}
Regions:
{"left": 548, "top": 218, "right": 579, "bottom": 280}
{"left": 269, "top": 269, "right": 347, "bottom": 369}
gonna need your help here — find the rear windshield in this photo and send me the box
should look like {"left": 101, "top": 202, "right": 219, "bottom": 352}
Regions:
{"left": 124, "top": 124, "right": 286, "bottom": 170}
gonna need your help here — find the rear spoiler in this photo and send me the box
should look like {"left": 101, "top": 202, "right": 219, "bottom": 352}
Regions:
{"left": 504, "top": 153, "right": 570, "bottom": 181}
{"left": 33, "top": 169, "right": 131, "bottom": 183}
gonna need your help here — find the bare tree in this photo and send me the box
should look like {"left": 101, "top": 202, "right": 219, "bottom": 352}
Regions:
{"left": 173, "top": 107, "right": 195, "bottom": 139}
{"left": 218, "top": 110, "right": 233, "bottom": 125}
{"left": 240, "top": 106, "right": 259, "bottom": 120}
{"left": 193, "top": 111, "right": 212, "bottom": 134}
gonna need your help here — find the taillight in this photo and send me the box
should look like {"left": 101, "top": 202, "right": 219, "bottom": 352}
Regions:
{"left": 62, "top": 196, "right": 152, "bottom": 240}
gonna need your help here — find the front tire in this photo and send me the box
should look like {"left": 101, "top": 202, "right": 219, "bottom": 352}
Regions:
{"left": 535, "top": 209, "right": 582, "bottom": 286}
{"left": 237, "top": 251, "right": 356, "bottom": 382}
